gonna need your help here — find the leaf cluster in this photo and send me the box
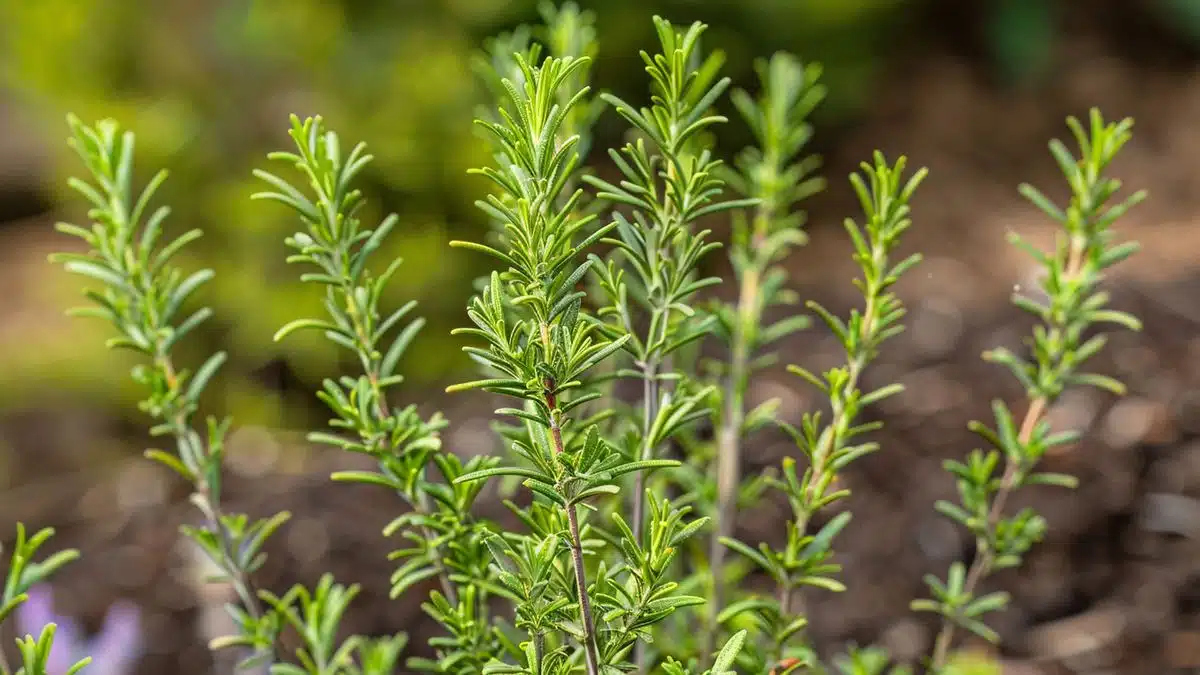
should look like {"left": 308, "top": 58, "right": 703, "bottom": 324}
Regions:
{"left": 586, "top": 18, "right": 751, "bottom": 369}
{"left": 718, "top": 154, "right": 925, "bottom": 670}
{"left": 0, "top": 526, "right": 85, "bottom": 675}
{"left": 711, "top": 54, "right": 826, "bottom": 360}
{"left": 915, "top": 110, "right": 1145, "bottom": 671}
{"left": 56, "top": 116, "right": 433, "bottom": 675}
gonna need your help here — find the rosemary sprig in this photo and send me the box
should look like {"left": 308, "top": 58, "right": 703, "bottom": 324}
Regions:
{"left": 916, "top": 109, "right": 1145, "bottom": 673}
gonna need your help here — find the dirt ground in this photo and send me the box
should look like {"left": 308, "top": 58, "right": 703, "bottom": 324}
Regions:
{"left": 5, "top": 7, "right": 1200, "bottom": 675}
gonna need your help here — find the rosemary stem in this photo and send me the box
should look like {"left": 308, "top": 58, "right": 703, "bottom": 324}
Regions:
{"left": 930, "top": 237, "right": 1083, "bottom": 672}
{"left": 567, "top": 503, "right": 602, "bottom": 675}
{"left": 632, "top": 362, "right": 660, "bottom": 543}
{"left": 353, "top": 291, "right": 460, "bottom": 608}
{"left": 159, "top": 351, "right": 272, "bottom": 668}
{"left": 546, "top": 378, "right": 602, "bottom": 675}
{"left": 706, "top": 258, "right": 760, "bottom": 658}
{"left": 779, "top": 585, "right": 795, "bottom": 661}
{"left": 929, "top": 397, "right": 1045, "bottom": 672}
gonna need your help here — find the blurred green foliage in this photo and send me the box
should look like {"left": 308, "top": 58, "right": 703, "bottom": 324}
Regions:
{"left": 0, "top": 0, "right": 914, "bottom": 426}
{"left": 985, "top": 0, "right": 1200, "bottom": 85}
{"left": 2, "top": 0, "right": 1197, "bottom": 426}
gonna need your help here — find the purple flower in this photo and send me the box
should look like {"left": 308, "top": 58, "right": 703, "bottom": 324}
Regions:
{"left": 14, "top": 584, "right": 143, "bottom": 675}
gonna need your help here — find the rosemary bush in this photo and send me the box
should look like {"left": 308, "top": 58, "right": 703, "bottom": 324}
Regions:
{"left": 16, "top": 5, "right": 1146, "bottom": 675}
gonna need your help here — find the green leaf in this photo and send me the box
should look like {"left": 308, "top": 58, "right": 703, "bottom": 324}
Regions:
{"left": 959, "top": 617, "right": 1001, "bottom": 644}
{"left": 454, "top": 466, "right": 552, "bottom": 485}
{"left": 446, "top": 378, "right": 524, "bottom": 394}
{"left": 608, "top": 459, "right": 680, "bottom": 479}
{"left": 380, "top": 317, "right": 426, "bottom": 378}
{"left": 62, "top": 260, "right": 129, "bottom": 290}
{"left": 1017, "top": 184, "right": 1065, "bottom": 222}
{"left": 643, "top": 595, "right": 706, "bottom": 613}
{"left": 711, "top": 629, "right": 748, "bottom": 674}
{"left": 799, "top": 511, "right": 852, "bottom": 560}
{"left": 716, "top": 598, "right": 775, "bottom": 624}
{"left": 573, "top": 484, "right": 620, "bottom": 502}
{"left": 964, "top": 591, "right": 1010, "bottom": 618}
{"left": 330, "top": 471, "right": 398, "bottom": 489}
{"left": 719, "top": 536, "right": 772, "bottom": 573}
{"left": 274, "top": 318, "right": 341, "bottom": 342}
{"left": 144, "top": 449, "right": 195, "bottom": 481}
{"left": 859, "top": 383, "right": 904, "bottom": 406}
{"left": 1023, "top": 472, "right": 1078, "bottom": 489}
{"left": 1069, "top": 372, "right": 1126, "bottom": 395}
{"left": 909, "top": 599, "right": 941, "bottom": 614}
{"left": 798, "top": 575, "right": 846, "bottom": 592}
{"left": 185, "top": 351, "right": 227, "bottom": 403}
{"left": 449, "top": 239, "right": 519, "bottom": 268}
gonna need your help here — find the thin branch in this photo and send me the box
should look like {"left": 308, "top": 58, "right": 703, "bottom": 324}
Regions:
{"left": 930, "top": 235, "right": 1085, "bottom": 671}
{"left": 546, "top": 382, "right": 602, "bottom": 675}
{"left": 706, "top": 234, "right": 762, "bottom": 657}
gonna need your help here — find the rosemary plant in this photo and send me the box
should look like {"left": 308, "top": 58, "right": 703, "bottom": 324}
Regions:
{"left": 706, "top": 51, "right": 826, "bottom": 652}
{"left": 43, "top": 6, "right": 1148, "bottom": 675}
{"left": 719, "top": 154, "right": 925, "bottom": 674}
{"left": 55, "top": 116, "right": 406, "bottom": 674}
{"left": 913, "top": 109, "right": 1145, "bottom": 673}
{"left": 445, "top": 34, "right": 747, "bottom": 674}
{"left": 0, "top": 525, "right": 83, "bottom": 675}
{"left": 448, "top": 49, "right": 629, "bottom": 675}
{"left": 256, "top": 115, "right": 495, "bottom": 673}
{"left": 51, "top": 116, "right": 285, "bottom": 670}
{"left": 452, "top": 50, "right": 635, "bottom": 673}
{"left": 586, "top": 17, "right": 751, "bottom": 550}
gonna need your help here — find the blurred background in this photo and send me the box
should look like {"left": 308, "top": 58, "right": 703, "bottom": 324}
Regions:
{"left": 3, "top": 0, "right": 1200, "bottom": 673}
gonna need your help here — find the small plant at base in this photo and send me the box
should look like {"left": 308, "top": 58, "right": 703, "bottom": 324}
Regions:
{"left": 15, "top": 584, "right": 142, "bottom": 675}
{"left": 913, "top": 109, "right": 1145, "bottom": 673}
{"left": 718, "top": 153, "right": 925, "bottom": 674}
{"left": 0, "top": 526, "right": 83, "bottom": 675}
